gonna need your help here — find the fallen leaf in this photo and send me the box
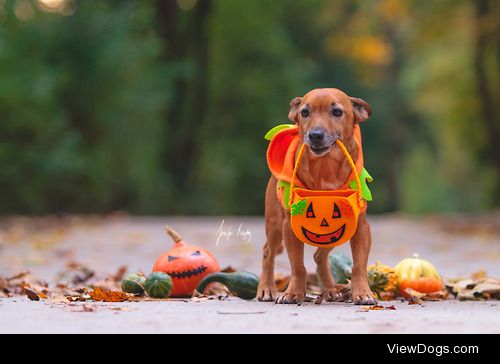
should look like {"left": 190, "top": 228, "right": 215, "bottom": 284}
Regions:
{"left": 472, "top": 270, "right": 488, "bottom": 281}
{"left": 49, "top": 294, "right": 70, "bottom": 305}
{"left": 7, "top": 271, "right": 30, "bottom": 281}
{"left": 0, "top": 277, "right": 8, "bottom": 290}
{"left": 424, "top": 290, "right": 448, "bottom": 301}
{"left": 363, "top": 305, "right": 385, "bottom": 311}
{"left": 386, "top": 305, "right": 396, "bottom": 310}
{"left": 379, "top": 291, "right": 397, "bottom": 301}
{"left": 89, "top": 287, "right": 130, "bottom": 302}
{"left": 221, "top": 266, "right": 237, "bottom": 273}
{"left": 473, "top": 282, "right": 500, "bottom": 299}
{"left": 25, "top": 288, "right": 40, "bottom": 301}
{"left": 202, "top": 282, "right": 230, "bottom": 296}
{"left": 111, "top": 265, "right": 127, "bottom": 282}
{"left": 457, "top": 290, "right": 476, "bottom": 301}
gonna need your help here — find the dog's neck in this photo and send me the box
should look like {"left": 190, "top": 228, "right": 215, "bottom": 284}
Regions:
{"left": 297, "top": 134, "right": 358, "bottom": 191}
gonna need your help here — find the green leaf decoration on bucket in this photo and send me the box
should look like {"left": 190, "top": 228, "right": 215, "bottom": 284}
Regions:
{"left": 291, "top": 199, "right": 307, "bottom": 216}
{"left": 349, "top": 168, "right": 374, "bottom": 201}
{"left": 278, "top": 180, "right": 291, "bottom": 209}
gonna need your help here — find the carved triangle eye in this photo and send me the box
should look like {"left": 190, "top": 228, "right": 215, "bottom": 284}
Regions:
{"left": 333, "top": 203, "right": 341, "bottom": 219}
{"left": 306, "top": 202, "right": 315, "bottom": 218}
{"left": 168, "top": 256, "right": 179, "bottom": 262}
{"left": 191, "top": 251, "right": 202, "bottom": 256}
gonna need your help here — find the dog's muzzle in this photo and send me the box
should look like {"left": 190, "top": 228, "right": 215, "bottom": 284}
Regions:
{"left": 305, "top": 127, "right": 339, "bottom": 156}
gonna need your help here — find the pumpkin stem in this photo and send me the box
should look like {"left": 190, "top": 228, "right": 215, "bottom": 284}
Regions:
{"left": 165, "top": 226, "right": 183, "bottom": 244}
{"left": 413, "top": 253, "right": 420, "bottom": 259}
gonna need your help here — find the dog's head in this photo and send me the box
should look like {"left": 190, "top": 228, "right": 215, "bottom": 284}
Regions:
{"left": 288, "top": 88, "right": 371, "bottom": 156}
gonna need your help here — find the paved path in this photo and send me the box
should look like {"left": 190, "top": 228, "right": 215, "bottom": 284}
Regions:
{"left": 1, "top": 214, "right": 499, "bottom": 333}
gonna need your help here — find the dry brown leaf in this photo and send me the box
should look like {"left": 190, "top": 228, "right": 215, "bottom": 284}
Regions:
{"left": 221, "top": 266, "right": 237, "bottom": 273}
{"left": 111, "top": 265, "right": 127, "bottom": 282}
{"left": 472, "top": 282, "right": 500, "bottom": 299}
{"left": 202, "top": 282, "right": 230, "bottom": 296}
{"left": 423, "top": 290, "right": 448, "bottom": 301}
{"left": 25, "top": 288, "right": 40, "bottom": 301}
{"left": 362, "top": 305, "right": 385, "bottom": 311}
{"left": 457, "top": 290, "right": 476, "bottom": 301}
{"left": 49, "top": 294, "right": 70, "bottom": 305}
{"left": 7, "top": 271, "right": 30, "bottom": 281}
{"left": 0, "top": 277, "right": 8, "bottom": 290}
{"left": 89, "top": 287, "right": 130, "bottom": 302}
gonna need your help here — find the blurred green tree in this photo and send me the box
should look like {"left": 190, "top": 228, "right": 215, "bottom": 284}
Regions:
{"left": 0, "top": 0, "right": 497, "bottom": 215}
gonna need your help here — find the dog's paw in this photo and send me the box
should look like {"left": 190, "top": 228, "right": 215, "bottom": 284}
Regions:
{"left": 352, "top": 291, "right": 378, "bottom": 305}
{"left": 275, "top": 292, "right": 305, "bottom": 305}
{"left": 256, "top": 283, "right": 277, "bottom": 302}
{"left": 315, "top": 286, "right": 350, "bottom": 304}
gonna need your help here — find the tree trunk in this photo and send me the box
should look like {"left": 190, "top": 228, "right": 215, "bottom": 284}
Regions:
{"left": 473, "top": 0, "right": 500, "bottom": 205}
{"left": 156, "top": 0, "right": 213, "bottom": 198}
{"left": 383, "top": 23, "right": 409, "bottom": 212}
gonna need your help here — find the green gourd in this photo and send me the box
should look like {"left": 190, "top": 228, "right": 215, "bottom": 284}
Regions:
{"left": 121, "top": 272, "right": 146, "bottom": 295}
{"left": 328, "top": 253, "right": 353, "bottom": 284}
{"left": 196, "top": 271, "right": 259, "bottom": 300}
{"left": 145, "top": 272, "right": 173, "bottom": 298}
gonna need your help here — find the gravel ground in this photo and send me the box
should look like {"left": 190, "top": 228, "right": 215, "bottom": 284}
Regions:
{"left": 1, "top": 214, "right": 499, "bottom": 334}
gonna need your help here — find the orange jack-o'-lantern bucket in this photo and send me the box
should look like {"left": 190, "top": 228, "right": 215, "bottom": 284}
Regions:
{"left": 289, "top": 140, "right": 364, "bottom": 248}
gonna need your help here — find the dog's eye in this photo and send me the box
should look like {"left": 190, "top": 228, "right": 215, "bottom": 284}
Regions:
{"left": 332, "top": 108, "right": 343, "bottom": 117}
{"left": 301, "top": 109, "right": 310, "bottom": 118}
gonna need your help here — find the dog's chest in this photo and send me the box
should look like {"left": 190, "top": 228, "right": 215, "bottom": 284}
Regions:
{"left": 300, "top": 161, "right": 350, "bottom": 190}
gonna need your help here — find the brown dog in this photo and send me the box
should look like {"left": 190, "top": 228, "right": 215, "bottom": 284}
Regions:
{"left": 257, "top": 88, "right": 377, "bottom": 305}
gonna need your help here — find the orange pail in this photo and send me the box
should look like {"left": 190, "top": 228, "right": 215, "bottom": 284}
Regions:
{"left": 289, "top": 141, "right": 364, "bottom": 248}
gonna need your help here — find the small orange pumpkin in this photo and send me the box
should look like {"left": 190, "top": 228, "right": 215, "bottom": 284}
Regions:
{"left": 399, "top": 278, "right": 442, "bottom": 298}
{"left": 152, "top": 226, "right": 220, "bottom": 297}
{"left": 395, "top": 253, "right": 442, "bottom": 298}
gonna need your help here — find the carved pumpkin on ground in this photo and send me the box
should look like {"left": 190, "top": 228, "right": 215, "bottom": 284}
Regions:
{"left": 152, "top": 226, "right": 221, "bottom": 297}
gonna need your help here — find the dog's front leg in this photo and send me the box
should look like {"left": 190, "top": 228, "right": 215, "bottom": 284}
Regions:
{"left": 350, "top": 213, "right": 378, "bottom": 305}
{"left": 275, "top": 215, "right": 307, "bottom": 304}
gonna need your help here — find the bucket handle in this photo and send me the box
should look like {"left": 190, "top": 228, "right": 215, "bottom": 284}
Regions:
{"left": 290, "top": 140, "right": 364, "bottom": 208}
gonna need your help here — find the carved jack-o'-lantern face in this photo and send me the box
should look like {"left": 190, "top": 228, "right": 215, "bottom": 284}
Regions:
{"left": 290, "top": 191, "right": 360, "bottom": 248}
{"left": 152, "top": 227, "right": 220, "bottom": 297}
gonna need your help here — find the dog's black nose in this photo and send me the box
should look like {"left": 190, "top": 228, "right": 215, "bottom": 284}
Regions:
{"left": 308, "top": 128, "right": 325, "bottom": 144}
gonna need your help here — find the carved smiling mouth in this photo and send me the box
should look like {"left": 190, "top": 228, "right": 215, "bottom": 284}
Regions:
{"left": 301, "top": 225, "right": 346, "bottom": 245}
{"left": 167, "top": 265, "right": 208, "bottom": 279}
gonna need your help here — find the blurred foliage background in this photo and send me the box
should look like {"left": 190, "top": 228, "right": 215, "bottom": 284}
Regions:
{"left": 0, "top": 0, "right": 499, "bottom": 215}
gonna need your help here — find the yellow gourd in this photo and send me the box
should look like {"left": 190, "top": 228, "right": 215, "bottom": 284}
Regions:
{"left": 394, "top": 253, "right": 442, "bottom": 297}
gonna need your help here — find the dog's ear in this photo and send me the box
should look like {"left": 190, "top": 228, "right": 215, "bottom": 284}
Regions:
{"left": 350, "top": 97, "right": 372, "bottom": 123}
{"left": 288, "top": 97, "right": 302, "bottom": 123}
